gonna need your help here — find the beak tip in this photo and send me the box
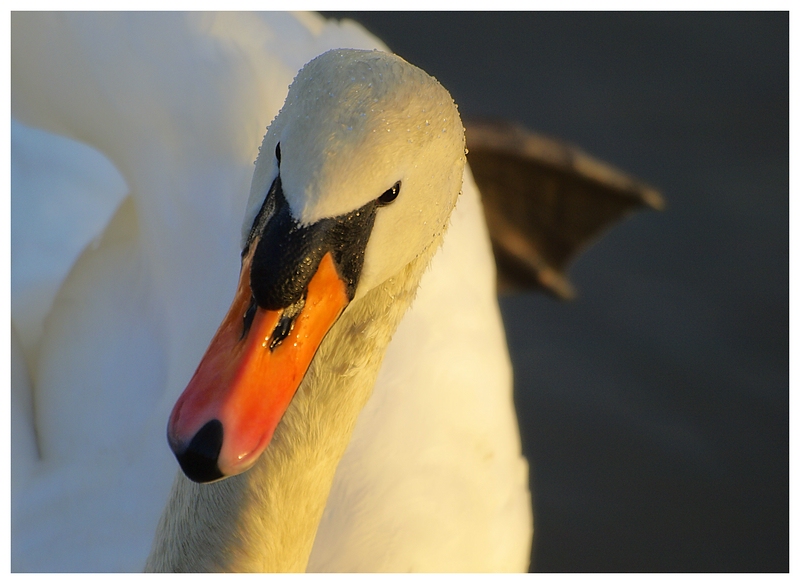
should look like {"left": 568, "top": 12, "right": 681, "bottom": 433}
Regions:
{"left": 172, "top": 419, "right": 226, "bottom": 484}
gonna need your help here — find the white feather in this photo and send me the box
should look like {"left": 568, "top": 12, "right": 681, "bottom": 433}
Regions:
{"left": 11, "top": 12, "right": 531, "bottom": 572}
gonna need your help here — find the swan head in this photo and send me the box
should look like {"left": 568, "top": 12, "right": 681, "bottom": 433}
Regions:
{"left": 167, "top": 49, "right": 465, "bottom": 482}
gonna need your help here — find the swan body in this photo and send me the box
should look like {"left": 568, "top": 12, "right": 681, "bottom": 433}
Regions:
{"left": 11, "top": 12, "right": 531, "bottom": 572}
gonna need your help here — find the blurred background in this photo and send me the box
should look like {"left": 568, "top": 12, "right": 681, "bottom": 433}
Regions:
{"left": 323, "top": 12, "right": 788, "bottom": 572}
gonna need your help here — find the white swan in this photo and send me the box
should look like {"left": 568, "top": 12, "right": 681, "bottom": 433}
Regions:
{"left": 11, "top": 12, "right": 531, "bottom": 572}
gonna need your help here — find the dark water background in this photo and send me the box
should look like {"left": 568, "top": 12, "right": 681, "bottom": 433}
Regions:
{"left": 324, "top": 12, "right": 789, "bottom": 572}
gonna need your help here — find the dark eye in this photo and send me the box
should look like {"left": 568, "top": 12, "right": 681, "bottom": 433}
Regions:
{"left": 275, "top": 142, "right": 281, "bottom": 165}
{"left": 378, "top": 181, "right": 401, "bottom": 206}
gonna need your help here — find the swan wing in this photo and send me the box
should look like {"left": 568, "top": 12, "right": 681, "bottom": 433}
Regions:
{"left": 464, "top": 119, "right": 664, "bottom": 298}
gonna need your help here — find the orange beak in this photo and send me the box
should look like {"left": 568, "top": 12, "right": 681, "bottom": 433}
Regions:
{"left": 167, "top": 245, "right": 349, "bottom": 482}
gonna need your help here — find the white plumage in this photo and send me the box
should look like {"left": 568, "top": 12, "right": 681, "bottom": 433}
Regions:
{"left": 11, "top": 12, "right": 531, "bottom": 572}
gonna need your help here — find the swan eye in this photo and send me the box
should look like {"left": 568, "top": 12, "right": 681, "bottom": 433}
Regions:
{"left": 275, "top": 142, "right": 281, "bottom": 165}
{"left": 377, "top": 181, "right": 401, "bottom": 206}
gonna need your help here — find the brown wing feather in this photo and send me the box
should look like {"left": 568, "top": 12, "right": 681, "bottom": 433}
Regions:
{"left": 465, "top": 119, "right": 664, "bottom": 299}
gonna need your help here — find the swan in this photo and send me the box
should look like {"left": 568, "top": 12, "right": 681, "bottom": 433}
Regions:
{"left": 11, "top": 12, "right": 531, "bottom": 572}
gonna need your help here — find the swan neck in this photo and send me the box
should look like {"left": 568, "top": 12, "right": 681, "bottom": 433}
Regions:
{"left": 146, "top": 233, "right": 444, "bottom": 572}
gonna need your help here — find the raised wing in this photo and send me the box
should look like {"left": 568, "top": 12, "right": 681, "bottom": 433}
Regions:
{"left": 465, "top": 119, "right": 664, "bottom": 299}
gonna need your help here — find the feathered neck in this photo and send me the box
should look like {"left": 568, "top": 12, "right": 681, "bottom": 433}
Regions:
{"left": 145, "top": 229, "right": 446, "bottom": 572}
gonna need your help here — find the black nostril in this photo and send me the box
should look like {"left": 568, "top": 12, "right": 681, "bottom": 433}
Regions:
{"left": 175, "top": 419, "right": 225, "bottom": 483}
